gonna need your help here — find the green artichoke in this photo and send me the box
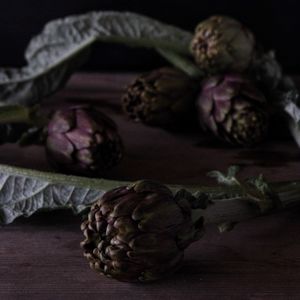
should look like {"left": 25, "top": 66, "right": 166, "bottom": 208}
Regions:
{"left": 81, "top": 180, "right": 205, "bottom": 282}
{"left": 46, "top": 106, "right": 123, "bottom": 177}
{"left": 190, "top": 15, "right": 255, "bottom": 75}
{"left": 197, "top": 74, "right": 269, "bottom": 146}
{"left": 122, "top": 68, "right": 198, "bottom": 127}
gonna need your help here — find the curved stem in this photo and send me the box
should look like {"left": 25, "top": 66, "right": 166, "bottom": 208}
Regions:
{"left": 157, "top": 48, "right": 203, "bottom": 78}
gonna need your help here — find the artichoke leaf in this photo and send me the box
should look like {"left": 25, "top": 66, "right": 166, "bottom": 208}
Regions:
{"left": 207, "top": 165, "right": 241, "bottom": 186}
{"left": 0, "top": 11, "right": 192, "bottom": 106}
{"left": 0, "top": 164, "right": 127, "bottom": 225}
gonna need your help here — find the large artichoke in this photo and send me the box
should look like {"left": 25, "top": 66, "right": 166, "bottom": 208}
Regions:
{"left": 122, "top": 68, "right": 198, "bottom": 127}
{"left": 190, "top": 15, "right": 255, "bottom": 75}
{"left": 81, "top": 180, "right": 205, "bottom": 282}
{"left": 197, "top": 74, "right": 269, "bottom": 146}
{"left": 46, "top": 106, "right": 123, "bottom": 176}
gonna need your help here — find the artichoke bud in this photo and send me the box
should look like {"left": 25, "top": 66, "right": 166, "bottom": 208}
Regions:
{"left": 81, "top": 180, "right": 205, "bottom": 282}
{"left": 197, "top": 74, "right": 269, "bottom": 146}
{"left": 190, "top": 15, "right": 255, "bottom": 75}
{"left": 122, "top": 67, "right": 198, "bottom": 127}
{"left": 46, "top": 106, "right": 123, "bottom": 177}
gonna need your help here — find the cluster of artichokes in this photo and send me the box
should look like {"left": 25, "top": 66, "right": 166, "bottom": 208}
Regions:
{"left": 0, "top": 13, "right": 292, "bottom": 285}
{"left": 0, "top": 15, "right": 281, "bottom": 175}
{"left": 122, "top": 15, "right": 276, "bottom": 147}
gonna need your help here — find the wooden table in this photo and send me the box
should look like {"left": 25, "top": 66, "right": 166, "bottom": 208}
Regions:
{"left": 1, "top": 73, "right": 300, "bottom": 300}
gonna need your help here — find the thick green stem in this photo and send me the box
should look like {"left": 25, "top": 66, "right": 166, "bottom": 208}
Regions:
{"left": 0, "top": 106, "right": 34, "bottom": 124}
{"left": 0, "top": 105, "right": 46, "bottom": 127}
{"left": 273, "top": 181, "right": 300, "bottom": 208}
{"left": 201, "top": 181, "right": 300, "bottom": 226}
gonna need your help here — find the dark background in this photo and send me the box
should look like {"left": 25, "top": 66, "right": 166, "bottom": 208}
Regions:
{"left": 0, "top": 0, "right": 299, "bottom": 72}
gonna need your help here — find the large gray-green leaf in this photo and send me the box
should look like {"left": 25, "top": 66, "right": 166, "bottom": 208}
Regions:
{"left": 0, "top": 11, "right": 193, "bottom": 106}
{"left": 0, "top": 164, "right": 240, "bottom": 225}
{"left": 2, "top": 163, "right": 300, "bottom": 227}
{"left": 0, "top": 164, "right": 128, "bottom": 224}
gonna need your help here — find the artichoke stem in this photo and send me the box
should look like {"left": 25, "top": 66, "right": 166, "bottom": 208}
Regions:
{"left": 273, "top": 181, "right": 300, "bottom": 208}
{"left": 157, "top": 48, "right": 203, "bottom": 78}
{"left": 0, "top": 105, "right": 34, "bottom": 124}
{"left": 199, "top": 181, "right": 300, "bottom": 228}
{"left": 0, "top": 105, "right": 46, "bottom": 127}
{"left": 202, "top": 196, "right": 261, "bottom": 226}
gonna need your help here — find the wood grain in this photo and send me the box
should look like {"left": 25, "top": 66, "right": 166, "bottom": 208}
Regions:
{"left": 0, "top": 73, "right": 300, "bottom": 300}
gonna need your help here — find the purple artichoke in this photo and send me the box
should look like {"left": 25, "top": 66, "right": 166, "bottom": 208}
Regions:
{"left": 46, "top": 106, "right": 123, "bottom": 176}
{"left": 122, "top": 68, "right": 197, "bottom": 127}
{"left": 197, "top": 74, "right": 269, "bottom": 146}
{"left": 80, "top": 180, "right": 205, "bottom": 282}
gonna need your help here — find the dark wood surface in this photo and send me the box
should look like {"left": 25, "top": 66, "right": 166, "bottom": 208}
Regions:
{"left": 1, "top": 73, "right": 300, "bottom": 300}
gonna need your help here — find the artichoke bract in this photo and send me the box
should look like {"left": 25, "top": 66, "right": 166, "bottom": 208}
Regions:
{"left": 122, "top": 67, "right": 197, "bottom": 127}
{"left": 190, "top": 15, "right": 255, "bottom": 75}
{"left": 197, "top": 74, "right": 269, "bottom": 146}
{"left": 81, "top": 180, "right": 205, "bottom": 282}
{"left": 46, "top": 106, "right": 123, "bottom": 176}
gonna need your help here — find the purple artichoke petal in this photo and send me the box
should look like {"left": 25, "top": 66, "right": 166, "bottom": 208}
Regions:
{"left": 65, "top": 128, "right": 93, "bottom": 149}
{"left": 76, "top": 149, "right": 93, "bottom": 165}
{"left": 46, "top": 134, "right": 74, "bottom": 164}
{"left": 47, "top": 109, "right": 74, "bottom": 134}
{"left": 75, "top": 109, "right": 100, "bottom": 133}
{"left": 213, "top": 98, "right": 232, "bottom": 122}
{"left": 137, "top": 202, "right": 184, "bottom": 233}
{"left": 201, "top": 76, "right": 221, "bottom": 90}
{"left": 113, "top": 217, "right": 137, "bottom": 243}
{"left": 198, "top": 90, "right": 214, "bottom": 116}
{"left": 213, "top": 83, "right": 237, "bottom": 101}
{"left": 111, "top": 194, "right": 141, "bottom": 217}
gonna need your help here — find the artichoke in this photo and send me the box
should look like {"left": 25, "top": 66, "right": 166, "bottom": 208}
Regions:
{"left": 122, "top": 68, "right": 198, "bottom": 127}
{"left": 197, "top": 74, "right": 269, "bottom": 146}
{"left": 81, "top": 180, "right": 205, "bottom": 282}
{"left": 190, "top": 15, "right": 255, "bottom": 75}
{"left": 46, "top": 106, "right": 123, "bottom": 176}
